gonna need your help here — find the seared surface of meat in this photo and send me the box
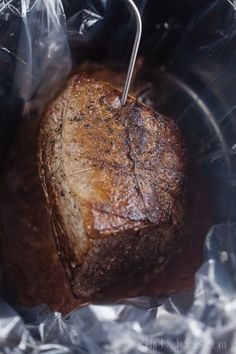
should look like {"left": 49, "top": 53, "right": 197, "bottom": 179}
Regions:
{"left": 38, "top": 74, "right": 187, "bottom": 301}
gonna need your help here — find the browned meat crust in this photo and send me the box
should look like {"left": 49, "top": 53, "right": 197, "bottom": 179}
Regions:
{"left": 38, "top": 74, "right": 187, "bottom": 301}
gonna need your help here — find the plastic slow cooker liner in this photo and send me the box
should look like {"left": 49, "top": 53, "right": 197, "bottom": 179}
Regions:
{"left": 0, "top": 0, "right": 236, "bottom": 353}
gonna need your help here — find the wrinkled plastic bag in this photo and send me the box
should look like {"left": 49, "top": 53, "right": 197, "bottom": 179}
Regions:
{"left": 1, "top": 0, "right": 236, "bottom": 353}
{"left": 14, "top": 0, "right": 71, "bottom": 111}
{"left": 0, "top": 0, "right": 71, "bottom": 164}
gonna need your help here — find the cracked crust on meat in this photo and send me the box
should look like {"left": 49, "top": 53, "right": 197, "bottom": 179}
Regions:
{"left": 38, "top": 73, "right": 187, "bottom": 300}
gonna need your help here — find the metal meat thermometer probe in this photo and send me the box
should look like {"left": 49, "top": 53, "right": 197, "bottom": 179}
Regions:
{"left": 121, "top": 0, "right": 142, "bottom": 106}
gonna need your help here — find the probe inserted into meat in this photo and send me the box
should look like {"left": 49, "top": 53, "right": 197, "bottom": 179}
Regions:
{"left": 38, "top": 74, "right": 187, "bottom": 302}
